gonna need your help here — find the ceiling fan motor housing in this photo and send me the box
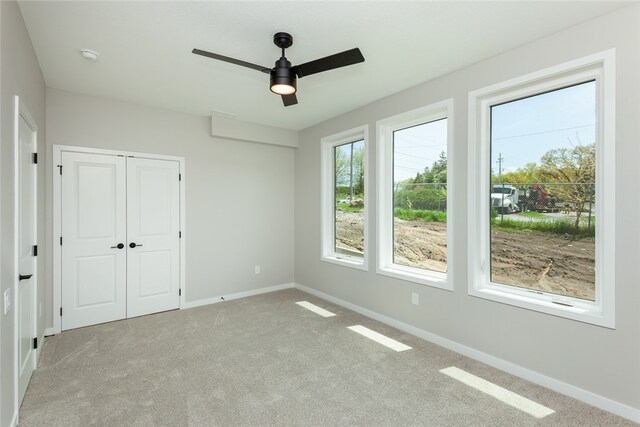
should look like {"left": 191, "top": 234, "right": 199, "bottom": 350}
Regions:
{"left": 270, "top": 57, "right": 297, "bottom": 94}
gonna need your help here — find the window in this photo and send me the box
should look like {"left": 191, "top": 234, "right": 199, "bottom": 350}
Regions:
{"left": 321, "top": 125, "right": 368, "bottom": 270}
{"left": 377, "top": 100, "right": 454, "bottom": 289}
{"left": 468, "top": 50, "right": 615, "bottom": 327}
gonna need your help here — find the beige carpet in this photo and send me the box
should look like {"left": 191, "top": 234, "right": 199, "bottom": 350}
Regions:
{"left": 19, "top": 288, "right": 634, "bottom": 426}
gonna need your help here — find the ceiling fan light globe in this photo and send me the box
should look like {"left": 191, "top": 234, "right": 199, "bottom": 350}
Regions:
{"left": 271, "top": 84, "right": 296, "bottom": 95}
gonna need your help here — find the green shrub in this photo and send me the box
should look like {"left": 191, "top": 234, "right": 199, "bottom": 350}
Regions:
{"left": 394, "top": 188, "right": 447, "bottom": 211}
{"left": 490, "top": 206, "right": 498, "bottom": 220}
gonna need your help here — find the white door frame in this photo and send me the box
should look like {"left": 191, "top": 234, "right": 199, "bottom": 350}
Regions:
{"left": 14, "top": 96, "right": 38, "bottom": 416}
{"left": 52, "top": 145, "right": 186, "bottom": 335}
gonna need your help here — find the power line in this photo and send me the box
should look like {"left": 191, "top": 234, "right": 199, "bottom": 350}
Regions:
{"left": 394, "top": 159, "right": 429, "bottom": 169}
{"left": 394, "top": 151, "right": 438, "bottom": 162}
{"left": 395, "top": 142, "right": 447, "bottom": 149}
{"left": 394, "top": 165, "right": 426, "bottom": 172}
{"left": 492, "top": 124, "right": 594, "bottom": 141}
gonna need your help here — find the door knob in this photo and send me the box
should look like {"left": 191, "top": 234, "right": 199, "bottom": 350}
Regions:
{"left": 129, "top": 242, "right": 143, "bottom": 248}
{"left": 110, "top": 243, "right": 125, "bottom": 249}
{"left": 19, "top": 274, "right": 33, "bottom": 281}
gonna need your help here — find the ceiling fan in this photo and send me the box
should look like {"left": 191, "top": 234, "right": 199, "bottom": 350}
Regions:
{"left": 193, "top": 32, "right": 365, "bottom": 107}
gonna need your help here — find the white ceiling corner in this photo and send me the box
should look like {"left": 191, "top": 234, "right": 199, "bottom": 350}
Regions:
{"left": 18, "top": 1, "right": 630, "bottom": 131}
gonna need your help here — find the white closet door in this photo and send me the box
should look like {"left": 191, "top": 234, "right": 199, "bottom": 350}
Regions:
{"left": 126, "top": 158, "right": 180, "bottom": 318}
{"left": 61, "top": 152, "right": 127, "bottom": 330}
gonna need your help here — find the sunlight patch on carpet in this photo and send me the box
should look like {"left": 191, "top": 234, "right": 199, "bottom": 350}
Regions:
{"left": 295, "top": 301, "right": 336, "bottom": 317}
{"left": 440, "top": 366, "right": 555, "bottom": 418}
{"left": 347, "top": 325, "right": 412, "bottom": 352}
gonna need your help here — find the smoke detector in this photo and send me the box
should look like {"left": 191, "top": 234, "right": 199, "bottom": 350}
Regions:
{"left": 80, "top": 49, "right": 99, "bottom": 61}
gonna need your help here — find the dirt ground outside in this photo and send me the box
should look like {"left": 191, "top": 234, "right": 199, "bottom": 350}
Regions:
{"left": 336, "top": 210, "right": 595, "bottom": 300}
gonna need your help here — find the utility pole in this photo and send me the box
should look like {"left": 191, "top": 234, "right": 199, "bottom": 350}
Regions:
{"left": 349, "top": 142, "right": 354, "bottom": 201}
{"left": 497, "top": 153, "right": 504, "bottom": 222}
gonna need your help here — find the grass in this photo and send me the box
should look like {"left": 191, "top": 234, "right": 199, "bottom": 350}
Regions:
{"left": 492, "top": 217, "right": 595, "bottom": 238}
{"left": 344, "top": 206, "right": 595, "bottom": 238}
{"left": 516, "top": 211, "right": 546, "bottom": 218}
{"left": 336, "top": 203, "right": 363, "bottom": 213}
{"left": 394, "top": 208, "right": 447, "bottom": 223}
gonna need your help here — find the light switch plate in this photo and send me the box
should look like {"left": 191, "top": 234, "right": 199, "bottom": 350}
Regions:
{"left": 411, "top": 292, "right": 419, "bottom": 306}
{"left": 3, "top": 288, "right": 11, "bottom": 315}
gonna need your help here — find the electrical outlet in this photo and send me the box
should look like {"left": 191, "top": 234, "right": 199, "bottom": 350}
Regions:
{"left": 411, "top": 292, "right": 419, "bottom": 306}
{"left": 3, "top": 288, "right": 11, "bottom": 315}
{"left": 255, "top": 265, "right": 261, "bottom": 274}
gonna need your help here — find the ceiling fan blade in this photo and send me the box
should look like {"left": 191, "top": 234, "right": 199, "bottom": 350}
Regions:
{"left": 282, "top": 93, "right": 298, "bottom": 107}
{"left": 192, "top": 48, "right": 271, "bottom": 74}
{"left": 293, "top": 48, "right": 364, "bottom": 78}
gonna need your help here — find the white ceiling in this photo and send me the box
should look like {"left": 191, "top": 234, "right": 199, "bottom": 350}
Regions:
{"left": 19, "top": 1, "right": 629, "bottom": 131}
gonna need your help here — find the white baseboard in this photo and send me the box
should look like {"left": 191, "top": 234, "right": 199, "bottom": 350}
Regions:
{"left": 35, "top": 332, "right": 45, "bottom": 362}
{"left": 42, "top": 284, "right": 296, "bottom": 334}
{"left": 294, "top": 283, "right": 640, "bottom": 424}
{"left": 181, "top": 283, "right": 295, "bottom": 309}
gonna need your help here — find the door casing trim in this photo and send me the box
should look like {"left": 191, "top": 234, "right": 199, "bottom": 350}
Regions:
{"left": 13, "top": 95, "right": 39, "bottom": 417}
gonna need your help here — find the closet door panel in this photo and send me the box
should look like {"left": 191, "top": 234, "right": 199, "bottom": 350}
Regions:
{"left": 61, "top": 152, "right": 127, "bottom": 330}
{"left": 126, "top": 158, "right": 180, "bottom": 317}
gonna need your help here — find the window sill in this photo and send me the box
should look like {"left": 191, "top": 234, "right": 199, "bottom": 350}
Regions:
{"left": 321, "top": 255, "right": 368, "bottom": 271}
{"left": 469, "top": 285, "right": 614, "bottom": 329}
{"left": 377, "top": 265, "right": 451, "bottom": 290}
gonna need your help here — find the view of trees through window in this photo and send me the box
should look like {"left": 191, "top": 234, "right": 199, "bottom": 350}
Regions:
{"left": 334, "top": 140, "right": 364, "bottom": 258}
{"left": 392, "top": 119, "right": 448, "bottom": 272}
{"left": 490, "top": 81, "right": 597, "bottom": 301}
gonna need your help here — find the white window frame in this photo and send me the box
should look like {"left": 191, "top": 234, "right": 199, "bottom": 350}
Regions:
{"left": 376, "top": 99, "right": 454, "bottom": 290}
{"left": 467, "top": 50, "right": 615, "bottom": 328}
{"left": 320, "top": 125, "right": 369, "bottom": 270}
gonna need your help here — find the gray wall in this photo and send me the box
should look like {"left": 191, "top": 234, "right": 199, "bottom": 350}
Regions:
{"left": 0, "top": 1, "right": 47, "bottom": 425}
{"left": 295, "top": 4, "right": 640, "bottom": 410}
{"left": 45, "top": 88, "right": 295, "bottom": 328}
{"left": 2, "top": 1, "right": 638, "bottom": 423}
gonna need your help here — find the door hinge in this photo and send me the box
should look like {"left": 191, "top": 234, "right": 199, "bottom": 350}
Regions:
{"left": 33, "top": 337, "right": 38, "bottom": 349}
{"left": 57, "top": 165, "right": 63, "bottom": 175}
{"left": 179, "top": 289, "right": 182, "bottom": 296}
{"left": 33, "top": 245, "right": 38, "bottom": 256}
{"left": 60, "top": 307, "right": 63, "bottom": 317}
{"left": 179, "top": 231, "right": 182, "bottom": 238}
{"left": 179, "top": 173, "right": 182, "bottom": 181}
{"left": 32, "top": 153, "right": 38, "bottom": 164}
{"left": 60, "top": 236, "right": 63, "bottom": 246}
